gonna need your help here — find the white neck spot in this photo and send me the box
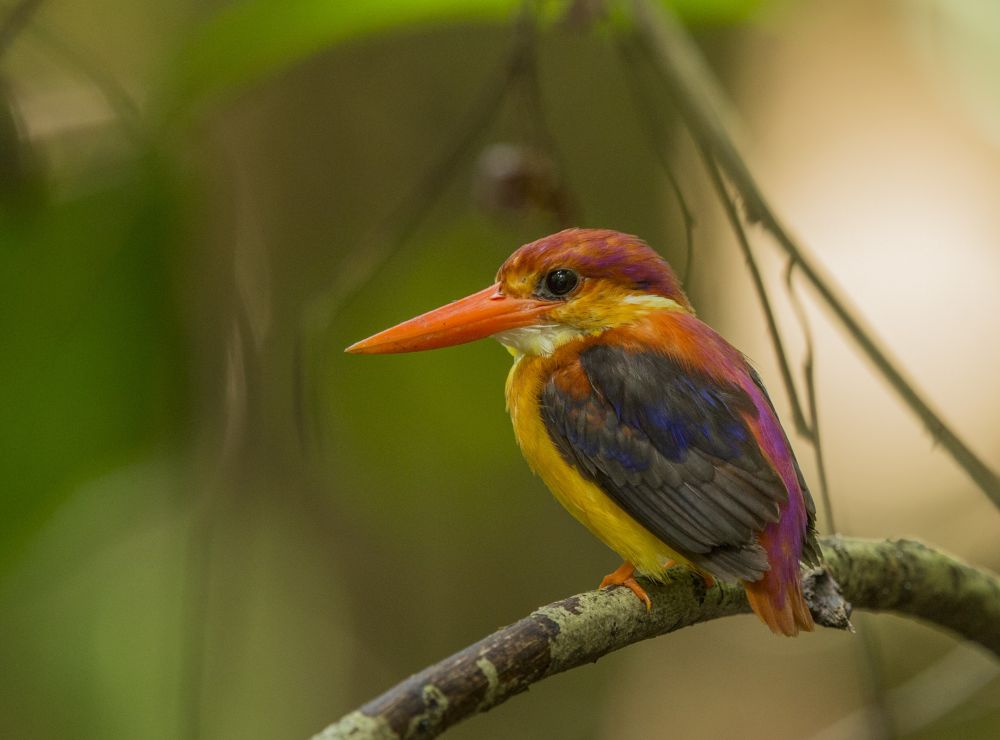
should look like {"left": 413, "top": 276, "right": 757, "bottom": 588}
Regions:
{"left": 493, "top": 325, "right": 589, "bottom": 357}
{"left": 492, "top": 293, "right": 684, "bottom": 357}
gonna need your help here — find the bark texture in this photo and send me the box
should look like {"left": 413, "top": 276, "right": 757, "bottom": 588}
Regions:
{"left": 313, "top": 537, "right": 1000, "bottom": 740}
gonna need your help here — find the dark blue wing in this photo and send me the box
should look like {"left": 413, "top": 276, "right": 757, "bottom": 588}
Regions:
{"left": 540, "top": 345, "right": 789, "bottom": 581}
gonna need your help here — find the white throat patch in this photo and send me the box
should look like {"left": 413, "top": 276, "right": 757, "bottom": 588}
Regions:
{"left": 493, "top": 325, "right": 590, "bottom": 357}
{"left": 492, "top": 293, "right": 685, "bottom": 357}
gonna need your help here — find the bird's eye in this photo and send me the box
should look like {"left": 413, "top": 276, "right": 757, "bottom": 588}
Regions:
{"left": 543, "top": 268, "right": 579, "bottom": 297}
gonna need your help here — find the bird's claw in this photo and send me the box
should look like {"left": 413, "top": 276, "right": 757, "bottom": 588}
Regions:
{"left": 598, "top": 561, "right": 652, "bottom": 610}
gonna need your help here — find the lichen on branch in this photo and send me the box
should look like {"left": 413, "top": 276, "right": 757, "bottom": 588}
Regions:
{"left": 313, "top": 537, "right": 1000, "bottom": 740}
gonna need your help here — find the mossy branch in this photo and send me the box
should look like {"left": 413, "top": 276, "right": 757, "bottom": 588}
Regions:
{"left": 312, "top": 537, "right": 1000, "bottom": 740}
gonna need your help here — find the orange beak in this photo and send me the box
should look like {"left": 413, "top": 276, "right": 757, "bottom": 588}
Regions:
{"left": 345, "top": 283, "right": 551, "bottom": 354}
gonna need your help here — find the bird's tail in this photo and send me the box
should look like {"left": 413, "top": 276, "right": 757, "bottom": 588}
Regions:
{"left": 743, "top": 566, "right": 814, "bottom": 637}
{"left": 743, "top": 571, "right": 813, "bottom": 637}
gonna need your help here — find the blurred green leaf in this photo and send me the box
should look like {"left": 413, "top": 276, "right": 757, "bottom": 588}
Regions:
{"left": 163, "top": 0, "right": 767, "bottom": 123}
{"left": 0, "top": 166, "right": 185, "bottom": 569}
{"left": 165, "top": 0, "right": 518, "bottom": 120}
{"left": 326, "top": 220, "right": 522, "bottom": 533}
{"left": 668, "top": 0, "right": 765, "bottom": 23}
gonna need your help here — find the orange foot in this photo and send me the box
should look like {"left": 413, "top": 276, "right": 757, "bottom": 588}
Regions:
{"left": 598, "top": 561, "right": 652, "bottom": 610}
{"left": 661, "top": 558, "right": 716, "bottom": 589}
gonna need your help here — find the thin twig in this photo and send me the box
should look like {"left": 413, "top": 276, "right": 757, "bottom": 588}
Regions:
{"left": 620, "top": 30, "right": 839, "bottom": 539}
{"left": 313, "top": 537, "right": 1000, "bottom": 740}
{"left": 628, "top": 0, "right": 1000, "bottom": 508}
{"left": 786, "top": 260, "right": 837, "bottom": 531}
{"left": 700, "top": 148, "right": 814, "bottom": 439}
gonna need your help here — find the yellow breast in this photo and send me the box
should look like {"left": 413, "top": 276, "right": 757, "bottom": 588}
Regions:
{"left": 504, "top": 352, "right": 687, "bottom": 577}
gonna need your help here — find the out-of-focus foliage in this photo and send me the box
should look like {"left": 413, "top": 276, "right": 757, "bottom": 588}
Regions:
{"left": 166, "top": 0, "right": 764, "bottom": 118}
{"left": 0, "top": 160, "right": 185, "bottom": 567}
{"left": 904, "top": 0, "right": 1000, "bottom": 150}
{"left": 168, "top": 0, "right": 517, "bottom": 117}
{"left": 1, "top": 0, "right": 998, "bottom": 738}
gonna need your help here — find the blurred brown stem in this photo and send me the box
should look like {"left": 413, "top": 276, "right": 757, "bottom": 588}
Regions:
{"left": 628, "top": 0, "right": 1000, "bottom": 508}
{"left": 312, "top": 537, "right": 1000, "bottom": 740}
{"left": 0, "top": 0, "right": 43, "bottom": 58}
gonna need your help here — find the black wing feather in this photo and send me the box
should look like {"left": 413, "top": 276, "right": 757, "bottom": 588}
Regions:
{"left": 540, "top": 345, "right": 792, "bottom": 582}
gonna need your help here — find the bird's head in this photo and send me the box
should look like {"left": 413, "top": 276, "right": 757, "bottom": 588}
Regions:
{"left": 346, "top": 228, "right": 692, "bottom": 357}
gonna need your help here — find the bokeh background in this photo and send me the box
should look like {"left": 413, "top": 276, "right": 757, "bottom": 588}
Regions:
{"left": 2, "top": 0, "right": 999, "bottom": 738}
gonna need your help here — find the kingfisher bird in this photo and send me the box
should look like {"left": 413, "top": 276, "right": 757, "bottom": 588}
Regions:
{"left": 347, "top": 228, "right": 820, "bottom": 635}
